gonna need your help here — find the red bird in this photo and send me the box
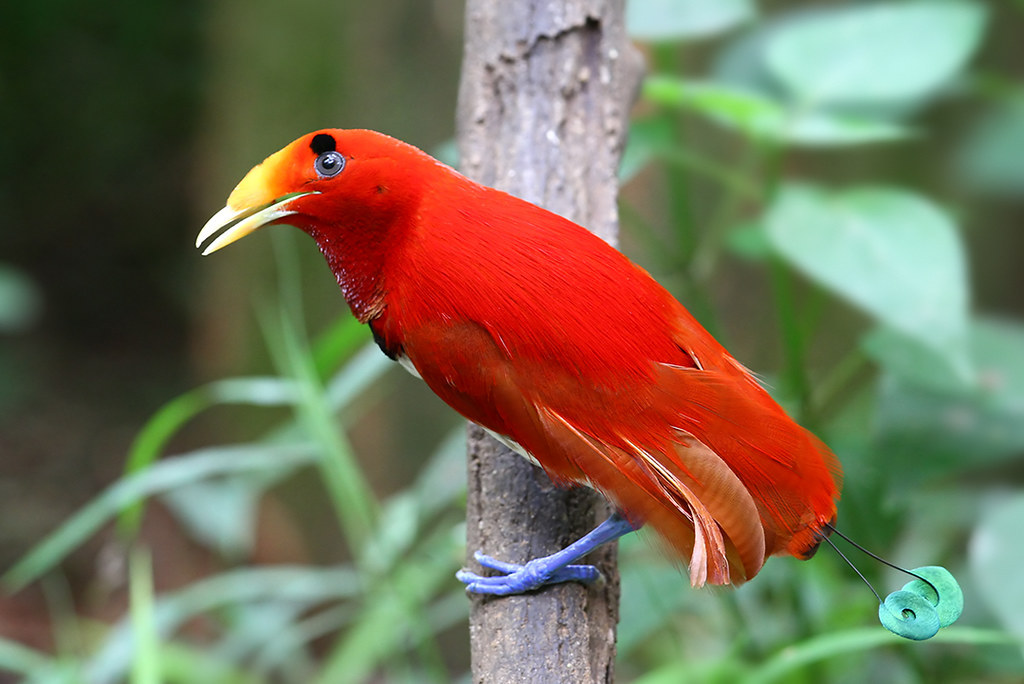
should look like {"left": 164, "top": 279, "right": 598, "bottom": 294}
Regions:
{"left": 197, "top": 129, "right": 841, "bottom": 593}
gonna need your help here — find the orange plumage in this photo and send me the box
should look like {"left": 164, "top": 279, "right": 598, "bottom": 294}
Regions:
{"left": 197, "top": 129, "right": 841, "bottom": 586}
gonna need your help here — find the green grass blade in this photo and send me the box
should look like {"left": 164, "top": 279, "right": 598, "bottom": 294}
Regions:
{"left": 3, "top": 444, "right": 317, "bottom": 591}
{"left": 325, "top": 344, "right": 394, "bottom": 414}
{"left": 312, "top": 313, "right": 370, "bottom": 378}
{"left": 129, "top": 545, "right": 160, "bottom": 684}
{"left": 315, "top": 533, "right": 461, "bottom": 684}
{"left": 156, "top": 642, "right": 264, "bottom": 684}
{"left": 86, "top": 565, "right": 361, "bottom": 684}
{"left": 119, "top": 377, "right": 302, "bottom": 535}
{"left": 261, "top": 304, "right": 379, "bottom": 560}
{"left": 744, "top": 626, "right": 1021, "bottom": 684}
{"left": 315, "top": 428, "right": 467, "bottom": 683}
{"left": 125, "top": 377, "right": 302, "bottom": 477}
{"left": 0, "top": 638, "right": 57, "bottom": 678}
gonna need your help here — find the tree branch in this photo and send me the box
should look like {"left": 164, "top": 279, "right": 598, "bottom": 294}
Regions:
{"left": 456, "top": 1, "right": 643, "bottom": 681}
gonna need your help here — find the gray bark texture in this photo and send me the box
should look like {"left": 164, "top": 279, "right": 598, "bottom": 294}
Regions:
{"left": 455, "top": 1, "right": 643, "bottom": 682}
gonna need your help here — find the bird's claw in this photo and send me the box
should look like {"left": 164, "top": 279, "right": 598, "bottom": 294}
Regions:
{"left": 457, "top": 549, "right": 602, "bottom": 595}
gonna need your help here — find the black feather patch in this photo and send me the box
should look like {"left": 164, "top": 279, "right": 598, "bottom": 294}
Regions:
{"left": 369, "top": 319, "right": 402, "bottom": 360}
{"left": 310, "top": 133, "right": 336, "bottom": 155}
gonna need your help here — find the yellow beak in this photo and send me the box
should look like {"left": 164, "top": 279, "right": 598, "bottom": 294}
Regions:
{"left": 195, "top": 191, "right": 315, "bottom": 255}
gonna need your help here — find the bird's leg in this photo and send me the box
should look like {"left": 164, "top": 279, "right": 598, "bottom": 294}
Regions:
{"left": 457, "top": 512, "right": 640, "bottom": 596}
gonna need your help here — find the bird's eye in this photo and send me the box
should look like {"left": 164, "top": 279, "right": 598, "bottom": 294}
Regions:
{"left": 315, "top": 151, "right": 345, "bottom": 178}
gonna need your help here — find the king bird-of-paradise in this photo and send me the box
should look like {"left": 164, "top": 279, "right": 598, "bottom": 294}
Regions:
{"left": 197, "top": 128, "right": 841, "bottom": 593}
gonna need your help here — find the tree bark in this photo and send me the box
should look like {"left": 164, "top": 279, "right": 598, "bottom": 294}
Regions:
{"left": 455, "top": 2, "right": 643, "bottom": 682}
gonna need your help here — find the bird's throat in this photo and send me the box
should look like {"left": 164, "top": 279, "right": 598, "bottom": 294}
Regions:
{"left": 310, "top": 229, "right": 389, "bottom": 324}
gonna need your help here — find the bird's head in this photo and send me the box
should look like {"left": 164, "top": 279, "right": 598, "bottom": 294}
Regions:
{"left": 196, "top": 129, "right": 434, "bottom": 256}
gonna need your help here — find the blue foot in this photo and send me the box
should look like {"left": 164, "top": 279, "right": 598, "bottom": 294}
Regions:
{"left": 457, "top": 551, "right": 602, "bottom": 595}
{"left": 457, "top": 513, "right": 639, "bottom": 596}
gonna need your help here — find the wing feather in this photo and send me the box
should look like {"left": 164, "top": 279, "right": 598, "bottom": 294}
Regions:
{"left": 396, "top": 303, "right": 839, "bottom": 585}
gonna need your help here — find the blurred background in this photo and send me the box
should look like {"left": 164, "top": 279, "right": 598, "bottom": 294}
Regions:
{"left": 1, "top": 0, "right": 1022, "bottom": 682}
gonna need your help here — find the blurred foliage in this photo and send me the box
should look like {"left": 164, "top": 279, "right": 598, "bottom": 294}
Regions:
{"left": 0, "top": 0, "right": 202, "bottom": 346}
{"left": 2, "top": 0, "right": 1023, "bottom": 682}
{"left": 616, "top": 0, "right": 1024, "bottom": 682}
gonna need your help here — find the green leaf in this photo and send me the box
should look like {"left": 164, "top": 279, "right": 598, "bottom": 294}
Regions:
{"left": 644, "top": 77, "right": 782, "bottom": 133}
{"left": 955, "top": 92, "right": 1024, "bottom": 197}
{"left": 726, "top": 220, "right": 773, "bottom": 261}
{"left": 709, "top": 16, "right": 780, "bottom": 93}
{"left": 876, "top": 317, "right": 1024, "bottom": 477}
{"left": 161, "top": 478, "right": 265, "bottom": 558}
{"left": 0, "top": 264, "right": 42, "bottom": 333}
{"left": 620, "top": 116, "right": 675, "bottom": 184}
{"left": 765, "top": 183, "right": 970, "bottom": 375}
{"left": 626, "top": 0, "right": 756, "bottom": 42}
{"left": 643, "top": 77, "right": 912, "bottom": 146}
{"left": 863, "top": 326, "right": 975, "bottom": 394}
{"left": 766, "top": 1, "right": 987, "bottom": 105}
{"left": 970, "top": 495, "right": 1024, "bottom": 644}
{"left": 781, "top": 110, "right": 913, "bottom": 147}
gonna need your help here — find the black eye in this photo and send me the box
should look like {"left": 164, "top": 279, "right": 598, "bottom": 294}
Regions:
{"left": 315, "top": 151, "right": 345, "bottom": 178}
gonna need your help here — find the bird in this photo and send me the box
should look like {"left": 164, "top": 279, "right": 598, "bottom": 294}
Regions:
{"left": 196, "top": 128, "right": 842, "bottom": 595}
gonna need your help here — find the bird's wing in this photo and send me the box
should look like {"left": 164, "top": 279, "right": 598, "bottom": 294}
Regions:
{"left": 400, "top": 317, "right": 771, "bottom": 585}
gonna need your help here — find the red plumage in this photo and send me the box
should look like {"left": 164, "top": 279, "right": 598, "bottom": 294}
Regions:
{"left": 198, "top": 129, "right": 842, "bottom": 586}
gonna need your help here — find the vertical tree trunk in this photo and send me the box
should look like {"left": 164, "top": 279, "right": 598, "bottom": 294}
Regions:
{"left": 456, "top": 2, "right": 642, "bottom": 682}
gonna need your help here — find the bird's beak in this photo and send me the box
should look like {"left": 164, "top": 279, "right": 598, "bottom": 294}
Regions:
{"left": 195, "top": 155, "right": 318, "bottom": 255}
{"left": 195, "top": 191, "right": 315, "bottom": 255}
